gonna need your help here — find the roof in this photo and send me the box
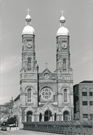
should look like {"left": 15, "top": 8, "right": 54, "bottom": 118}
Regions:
{"left": 56, "top": 26, "right": 69, "bottom": 36}
{"left": 22, "top": 25, "right": 35, "bottom": 35}
{"left": 41, "top": 68, "right": 52, "bottom": 74}
{"left": 80, "top": 80, "right": 93, "bottom": 83}
{"left": 74, "top": 80, "right": 93, "bottom": 86}
{"left": 14, "top": 94, "right": 20, "bottom": 102}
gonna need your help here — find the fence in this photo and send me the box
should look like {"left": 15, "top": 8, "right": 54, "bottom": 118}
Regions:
{"left": 23, "top": 121, "right": 93, "bottom": 135}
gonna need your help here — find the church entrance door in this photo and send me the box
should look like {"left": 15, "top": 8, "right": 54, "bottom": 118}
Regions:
{"left": 44, "top": 110, "right": 52, "bottom": 121}
{"left": 27, "top": 111, "right": 33, "bottom": 122}
{"left": 63, "top": 111, "right": 69, "bottom": 121}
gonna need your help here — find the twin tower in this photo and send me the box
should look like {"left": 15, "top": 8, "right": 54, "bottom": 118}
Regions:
{"left": 20, "top": 11, "right": 73, "bottom": 122}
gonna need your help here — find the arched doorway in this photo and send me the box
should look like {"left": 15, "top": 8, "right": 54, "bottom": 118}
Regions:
{"left": 63, "top": 111, "right": 69, "bottom": 121}
{"left": 27, "top": 111, "right": 33, "bottom": 122}
{"left": 44, "top": 110, "right": 52, "bottom": 121}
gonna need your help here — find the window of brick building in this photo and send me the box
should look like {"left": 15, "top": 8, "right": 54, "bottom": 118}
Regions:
{"left": 89, "top": 92, "right": 93, "bottom": 96}
{"left": 89, "top": 114, "right": 93, "bottom": 119}
{"left": 83, "top": 114, "right": 88, "bottom": 118}
{"left": 90, "top": 101, "right": 93, "bottom": 105}
{"left": 82, "top": 101, "right": 87, "bottom": 105}
{"left": 82, "top": 92, "right": 87, "bottom": 96}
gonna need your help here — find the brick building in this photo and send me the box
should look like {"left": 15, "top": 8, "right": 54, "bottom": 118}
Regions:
{"left": 73, "top": 81, "right": 93, "bottom": 122}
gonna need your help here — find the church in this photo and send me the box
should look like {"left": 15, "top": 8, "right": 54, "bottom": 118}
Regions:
{"left": 13, "top": 10, "right": 74, "bottom": 124}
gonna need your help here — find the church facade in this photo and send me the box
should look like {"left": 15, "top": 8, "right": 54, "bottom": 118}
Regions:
{"left": 19, "top": 11, "right": 73, "bottom": 123}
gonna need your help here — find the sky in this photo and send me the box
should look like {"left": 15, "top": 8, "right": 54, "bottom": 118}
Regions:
{"left": 0, "top": 0, "right": 93, "bottom": 104}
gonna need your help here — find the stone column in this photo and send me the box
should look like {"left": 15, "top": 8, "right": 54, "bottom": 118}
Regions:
{"left": 32, "top": 115, "right": 34, "bottom": 122}
{"left": 25, "top": 114, "right": 26, "bottom": 122}
{"left": 59, "top": 114, "right": 62, "bottom": 121}
{"left": 57, "top": 114, "right": 59, "bottom": 121}
{"left": 42, "top": 114, "right": 44, "bottom": 121}
{"left": 62, "top": 114, "right": 63, "bottom": 121}
{"left": 36, "top": 113, "right": 39, "bottom": 122}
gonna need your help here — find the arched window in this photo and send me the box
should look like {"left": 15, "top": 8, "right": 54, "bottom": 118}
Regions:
{"left": 64, "top": 89, "right": 67, "bottom": 102}
{"left": 27, "top": 111, "right": 33, "bottom": 122}
{"left": 63, "top": 111, "right": 69, "bottom": 121}
{"left": 63, "top": 59, "right": 66, "bottom": 71}
{"left": 27, "top": 88, "right": 31, "bottom": 102}
{"left": 27, "top": 57, "right": 31, "bottom": 71}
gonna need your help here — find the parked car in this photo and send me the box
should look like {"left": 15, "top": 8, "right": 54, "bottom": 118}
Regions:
{"left": 1, "top": 126, "right": 7, "bottom": 131}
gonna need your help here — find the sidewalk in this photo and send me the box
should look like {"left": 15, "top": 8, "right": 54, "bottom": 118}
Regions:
{"left": 17, "top": 129, "right": 66, "bottom": 135}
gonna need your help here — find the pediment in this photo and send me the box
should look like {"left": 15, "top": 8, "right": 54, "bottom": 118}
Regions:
{"left": 25, "top": 106, "right": 34, "bottom": 114}
{"left": 42, "top": 102, "right": 54, "bottom": 112}
{"left": 42, "top": 68, "right": 52, "bottom": 74}
{"left": 40, "top": 68, "right": 52, "bottom": 80}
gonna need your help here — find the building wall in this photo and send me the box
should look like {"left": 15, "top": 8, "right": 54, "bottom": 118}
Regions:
{"left": 73, "top": 82, "right": 93, "bottom": 122}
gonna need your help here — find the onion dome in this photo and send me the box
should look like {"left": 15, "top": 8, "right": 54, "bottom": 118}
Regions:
{"left": 56, "top": 12, "right": 69, "bottom": 36}
{"left": 22, "top": 12, "right": 35, "bottom": 35}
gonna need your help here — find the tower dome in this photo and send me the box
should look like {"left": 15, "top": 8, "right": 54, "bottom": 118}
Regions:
{"left": 22, "top": 10, "right": 35, "bottom": 35}
{"left": 56, "top": 11, "right": 69, "bottom": 36}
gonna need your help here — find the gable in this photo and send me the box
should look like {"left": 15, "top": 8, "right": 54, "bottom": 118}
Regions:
{"left": 39, "top": 68, "right": 56, "bottom": 80}
{"left": 42, "top": 68, "right": 52, "bottom": 75}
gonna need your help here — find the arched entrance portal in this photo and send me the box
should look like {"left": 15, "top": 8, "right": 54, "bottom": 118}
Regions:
{"left": 63, "top": 111, "right": 69, "bottom": 121}
{"left": 27, "top": 111, "right": 33, "bottom": 122}
{"left": 44, "top": 110, "right": 52, "bottom": 121}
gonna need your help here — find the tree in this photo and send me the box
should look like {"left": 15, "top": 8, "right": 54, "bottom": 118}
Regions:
{"left": 7, "top": 115, "right": 18, "bottom": 127}
{"left": 0, "top": 100, "right": 13, "bottom": 122}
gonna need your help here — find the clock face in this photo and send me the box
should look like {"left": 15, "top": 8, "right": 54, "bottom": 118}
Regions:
{"left": 62, "top": 42, "right": 67, "bottom": 49}
{"left": 27, "top": 41, "right": 33, "bottom": 49}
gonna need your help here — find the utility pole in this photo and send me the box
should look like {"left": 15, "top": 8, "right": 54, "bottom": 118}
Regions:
{"left": 10, "top": 97, "right": 13, "bottom": 117}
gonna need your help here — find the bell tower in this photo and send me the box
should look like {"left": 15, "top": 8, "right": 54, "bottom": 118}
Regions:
{"left": 56, "top": 11, "right": 74, "bottom": 120}
{"left": 56, "top": 11, "right": 70, "bottom": 72}
{"left": 20, "top": 10, "right": 38, "bottom": 121}
{"left": 21, "top": 10, "right": 36, "bottom": 72}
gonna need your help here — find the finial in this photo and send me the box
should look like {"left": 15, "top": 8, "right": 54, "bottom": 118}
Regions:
{"left": 45, "top": 62, "right": 48, "bottom": 69}
{"left": 25, "top": 8, "right": 31, "bottom": 24}
{"left": 61, "top": 10, "right": 65, "bottom": 16}
{"left": 26, "top": 8, "right": 30, "bottom": 15}
{"left": 60, "top": 10, "right": 65, "bottom": 25}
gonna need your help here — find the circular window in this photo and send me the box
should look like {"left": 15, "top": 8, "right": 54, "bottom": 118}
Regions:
{"left": 41, "top": 87, "right": 52, "bottom": 100}
{"left": 44, "top": 73, "right": 49, "bottom": 79}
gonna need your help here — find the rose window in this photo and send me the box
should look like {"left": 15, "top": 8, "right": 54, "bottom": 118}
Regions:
{"left": 41, "top": 88, "right": 52, "bottom": 99}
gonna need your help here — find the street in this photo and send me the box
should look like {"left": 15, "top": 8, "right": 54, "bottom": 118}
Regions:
{"left": 0, "top": 129, "right": 64, "bottom": 135}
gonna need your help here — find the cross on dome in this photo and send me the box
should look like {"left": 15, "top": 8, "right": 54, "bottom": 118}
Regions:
{"left": 60, "top": 10, "right": 65, "bottom": 25}
{"left": 56, "top": 10, "right": 69, "bottom": 36}
{"left": 22, "top": 9, "right": 35, "bottom": 35}
{"left": 25, "top": 8, "right": 31, "bottom": 24}
{"left": 61, "top": 10, "right": 65, "bottom": 16}
{"left": 26, "top": 8, "right": 31, "bottom": 15}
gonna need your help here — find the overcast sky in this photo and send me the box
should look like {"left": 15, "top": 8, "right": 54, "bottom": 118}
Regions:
{"left": 0, "top": 0, "right": 92, "bottom": 104}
